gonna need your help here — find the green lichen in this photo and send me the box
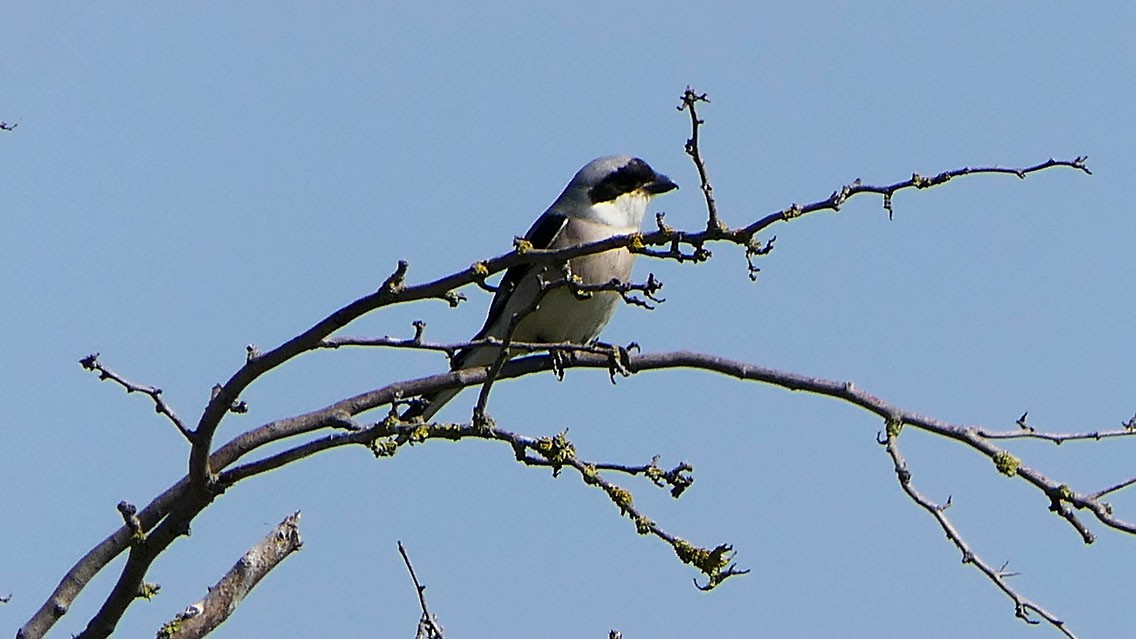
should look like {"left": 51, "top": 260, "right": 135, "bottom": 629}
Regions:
{"left": 156, "top": 618, "right": 181, "bottom": 638}
{"left": 993, "top": 451, "right": 1020, "bottom": 476}
{"left": 137, "top": 582, "right": 161, "bottom": 600}
{"left": 581, "top": 463, "right": 599, "bottom": 485}
{"left": 536, "top": 432, "right": 575, "bottom": 466}
{"left": 635, "top": 516, "right": 654, "bottom": 535}
{"left": 607, "top": 486, "right": 634, "bottom": 514}
{"left": 645, "top": 462, "right": 663, "bottom": 483}
{"left": 672, "top": 540, "right": 737, "bottom": 590}
{"left": 370, "top": 439, "right": 398, "bottom": 458}
{"left": 408, "top": 424, "right": 430, "bottom": 444}
{"left": 886, "top": 417, "right": 904, "bottom": 438}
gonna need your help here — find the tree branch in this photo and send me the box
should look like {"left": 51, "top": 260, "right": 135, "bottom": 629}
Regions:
{"left": 24, "top": 87, "right": 1093, "bottom": 637}
{"left": 678, "top": 87, "right": 723, "bottom": 232}
{"left": 156, "top": 513, "right": 303, "bottom": 639}
{"left": 30, "top": 342, "right": 1133, "bottom": 638}
{"left": 36, "top": 345, "right": 1136, "bottom": 636}
{"left": 740, "top": 156, "right": 1091, "bottom": 236}
{"left": 79, "top": 354, "right": 193, "bottom": 442}
{"left": 398, "top": 542, "right": 444, "bottom": 639}
{"left": 882, "top": 430, "right": 1074, "bottom": 637}
{"left": 186, "top": 150, "right": 1087, "bottom": 496}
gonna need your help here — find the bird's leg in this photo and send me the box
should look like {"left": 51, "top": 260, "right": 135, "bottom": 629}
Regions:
{"left": 591, "top": 340, "right": 637, "bottom": 383}
{"left": 550, "top": 349, "right": 569, "bottom": 381}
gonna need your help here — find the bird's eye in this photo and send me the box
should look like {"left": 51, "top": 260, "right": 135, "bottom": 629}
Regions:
{"left": 588, "top": 160, "right": 657, "bottom": 204}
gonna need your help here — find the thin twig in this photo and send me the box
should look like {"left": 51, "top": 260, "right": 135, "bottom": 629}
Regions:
{"left": 185, "top": 151, "right": 1088, "bottom": 497}
{"left": 741, "top": 156, "right": 1091, "bottom": 236}
{"left": 219, "top": 416, "right": 741, "bottom": 591}
{"left": 1090, "top": 476, "right": 1136, "bottom": 500}
{"left": 397, "top": 542, "right": 444, "bottom": 639}
{"left": 678, "top": 88, "right": 723, "bottom": 231}
{"left": 35, "top": 344, "right": 1127, "bottom": 639}
{"left": 322, "top": 333, "right": 630, "bottom": 359}
{"left": 471, "top": 270, "right": 557, "bottom": 425}
{"left": 25, "top": 93, "right": 1092, "bottom": 639}
{"left": 883, "top": 431, "right": 1075, "bottom": 638}
{"left": 79, "top": 354, "right": 194, "bottom": 442}
{"left": 975, "top": 427, "right": 1136, "bottom": 443}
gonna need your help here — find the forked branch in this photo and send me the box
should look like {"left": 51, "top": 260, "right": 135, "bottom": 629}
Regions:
{"left": 24, "top": 89, "right": 1098, "bottom": 639}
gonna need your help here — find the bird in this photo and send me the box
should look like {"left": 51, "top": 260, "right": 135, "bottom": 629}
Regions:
{"left": 403, "top": 155, "right": 677, "bottom": 421}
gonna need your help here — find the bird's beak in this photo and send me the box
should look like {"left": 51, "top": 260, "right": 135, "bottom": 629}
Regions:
{"left": 644, "top": 173, "right": 678, "bottom": 195}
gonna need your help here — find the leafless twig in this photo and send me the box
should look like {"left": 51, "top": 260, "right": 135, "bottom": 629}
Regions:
{"left": 742, "top": 156, "right": 1091, "bottom": 236}
{"left": 116, "top": 502, "right": 144, "bottom": 541}
{"left": 882, "top": 430, "right": 1075, "bottom": 638}
{"left": 26, "top": 89, "right": 1096, "bottom": 639}
{"left": 42, "top": 346, "right": 1125, "bottom": 639}
{"left": 398, "top": 542, "right": 444, "bottom": 639}
{"left": 975, "top": 426, "right": 1136, "bottom": 443}
{"left": 321, "top": 331, "right": 632, "bottom": 360}
{"left": 79, "top": 353, "right": 193, "bottom": 442}
{"left": 218, "top": 415, "right": 740, "bottom": 590}
{"left": 678, "top": 87, "right": 723, "bottom": 232}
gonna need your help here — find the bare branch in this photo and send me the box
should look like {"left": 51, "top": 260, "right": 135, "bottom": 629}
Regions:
{"left": 741, "top": 156, "right": 1091, "bottom": 236}
{"left": 182, "top": 149, "right": 1087, "bottom": 498}
{"left": 322, "top": 324, "right": 644, "bottom": 363}
{"left": 678, "top": 87, "right": 723, "bottom": 231}
{"left": 398, "top": 542, "right": 444, "bottom": 639}
{"left": 883, "top": 431, "right": 1075, "bottom": 638}
{"left": 32, "top": 342, "right": 1129, "bottom": 638}
{"left": 73, "top": 499, "right": 208, "bottom": 639}
{"left": 78, "top": 353, "right": 193, "bottom": 442}
{"left": 975, "top": 427, "right": 1136, "bottom": 443}
{"left": 1090, "top": 476, "right": 1136, "bottom": 500}
{"left": 24, "top": 88, "right": 1092, "bottom": 638}
{"left": 217, "top": 414, "right": 741, "bottom": 591}
{"left": 157, "top": 512, "right": 303, "bottom": 639}
{"left": 570, "top": 273, "right": 666, "bottom": 309}
{"left": 471, "top": 270, "right": 557, "bottom": 425}
{"left": 116, "top": 502, "right": 143, "bottom": 541}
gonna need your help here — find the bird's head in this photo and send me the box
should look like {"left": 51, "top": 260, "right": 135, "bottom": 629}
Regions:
{"left": 559, "top": 155, "right": 677, "bottom": 227}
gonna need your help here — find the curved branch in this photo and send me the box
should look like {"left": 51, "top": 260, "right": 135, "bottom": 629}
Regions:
{"left": 187, "top": 156, "right": 1089, "bottom": 494}
{"left": 78, "top": 354, "right": 192, "bottom": 441}
{"left": 28, "top": 342, "right": 1136, "bottom": 638}
{"left": 883, "top": 433, "right": 1074, "bottom": 638}
{"left": 33, "top": 341, "right": 1133, "bottom": 639}
{"left": 29, "top": 148, "right": 1091, "bottom": 638}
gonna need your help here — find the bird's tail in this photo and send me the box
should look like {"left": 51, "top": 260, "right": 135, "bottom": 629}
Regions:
{"left": 399, "top": 343, "right": 506, "bottom": 422}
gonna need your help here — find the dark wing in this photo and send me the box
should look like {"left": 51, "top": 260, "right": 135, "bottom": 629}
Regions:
{"left": 472, "top": 211, "right": 567, "bottom": 342}
{"left": 403, "top": 211, "right": 570, "bottom": 420}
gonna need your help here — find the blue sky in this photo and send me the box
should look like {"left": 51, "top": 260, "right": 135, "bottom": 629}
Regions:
{"left": 4, "top": 3, "right": 1135, "bottom": 638}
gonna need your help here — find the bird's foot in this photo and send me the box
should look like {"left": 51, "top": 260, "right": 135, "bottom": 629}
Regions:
{"left": 550, "top": 349, "right": 570, "bottom": 381}
{"left": 595, "top": 340, "right": 637, "bottom": 383}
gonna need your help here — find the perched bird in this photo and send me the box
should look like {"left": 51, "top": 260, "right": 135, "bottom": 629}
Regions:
{"left": 405, "top": 155, "right": 677, "bottom": 421}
